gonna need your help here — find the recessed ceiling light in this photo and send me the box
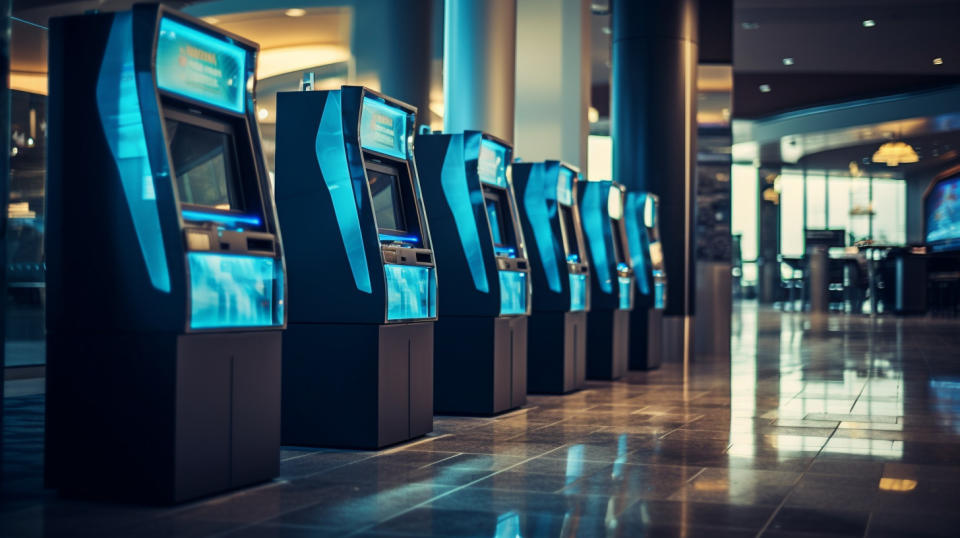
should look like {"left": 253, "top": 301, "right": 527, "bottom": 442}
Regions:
{"left": 285, "top": 8, "right": 307, "bottom": 17}
{"left": 933, "top": 57, "right": 944, "bottom": 65}
{"left": 601, "top": 26, "right": 611, "bottom": 35}
{"left": 759, "top": 84, "right": 771, "bottom": 93}
{"left": 741, "top": 22, "right": 759, "bottom": 30}
{"left": 258, "top": 108, "right": 269, "bottom": 120}
{"left": 862, "top": 19, "right": 876, "bottom": 28}
{"left": 782, "top": 57, "right": 794, "bottom": 66}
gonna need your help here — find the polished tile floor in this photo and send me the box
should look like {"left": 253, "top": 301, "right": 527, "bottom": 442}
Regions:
{"left": 3, "top": 303, "right": 960, "bottom": 537}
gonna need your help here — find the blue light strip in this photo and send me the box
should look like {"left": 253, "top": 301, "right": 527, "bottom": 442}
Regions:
{"left": 317, "top": 92, "right": 372, "bottom": 294}
{"left": 581, "top": 181, "right": 613, "bottom": 294}
{"left": 441, "top": 137, "right": 489, "bottom": 293}
{"left": 569, "top": 273, "right": 587, "bottom": 311}
{"left": 97, "top": 12, "right": 170, "bottom": 293}
{"left": 379, "top": 233, "right": 419, "bottom": 244}
{"left": 618, "top": 276, "right": 633, "bottom": 310}
{"left": 182, "top": 209, "right": 262, "bottom": 227}
{"left": 625, "top": 192, "right": 652, "bottom": 296}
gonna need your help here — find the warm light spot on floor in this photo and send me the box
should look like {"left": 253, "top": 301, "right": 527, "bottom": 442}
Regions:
{"left": 878, "top": 478, "right": 917, "bottom": 492}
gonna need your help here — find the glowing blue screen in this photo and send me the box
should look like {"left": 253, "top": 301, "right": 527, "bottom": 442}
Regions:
{"left": 360, "top": 97, "right": 407, "bottom": 159}
{"left": 156, "top": 18, "right": 246, "bottom": 114}
{"left": 188, "top": 253, "right": 283, "bottom": 329}
{"left": 499, "top": 270, "right": 527, "bottom": 316}
{"left": 618, "top": 276, "right": 632, "bottom": 310}
{"left": 569, "top": 273, "right": 587, "bottom": 312}
{"left": 478, "top": 138, "right": 508, "bottom": 187}
{"left": 385, "top": 264, "right": 437, "bottom": 321}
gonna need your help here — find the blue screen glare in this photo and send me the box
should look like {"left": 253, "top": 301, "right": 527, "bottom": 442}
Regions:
{"left": 926, "top": 175, "right": 960, "bottom": 250}
{"left": 557, "top": 167, "right": 574, "bottom": 206}
{"left": 569, "top": 273, "right": 587, "bottom": 311}
{"left": 360, "top": 97, "right": 407, "bottom": 159}
{"left": 441, "top": 137, "right": 489, "bottom": 293}
{"left": 618, "top": 276, "right": 633, "bottom": 310}
{"left": 156, "top": 18, "right": 246, "bottom": 114}
{"left": 385, "top": 264, "right": 437, "bottom": 321}
{"left": 188, "top": 253, "right": 283, "bottom": 329}
{"left": 478, "top": 138, "right": 509, "bottom": 187}
{"left": 499, "top": 270, "right": 528, "bottom": 316}
{"left": 379, "top": 233, "right": 419, "bottom": 244}
{"left": 97, "top": 12, "right": 171, "bottom": 293}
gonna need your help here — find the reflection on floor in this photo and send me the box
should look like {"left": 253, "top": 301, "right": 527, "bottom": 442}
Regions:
{"left": 3, "top": 303, "right": 960, "bottom": 537}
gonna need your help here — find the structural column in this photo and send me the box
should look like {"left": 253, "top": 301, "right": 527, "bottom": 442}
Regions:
{"left": 612, "top": 0, "right": 698, "bottom": 357}
{"left": 514, "top": 0, "right": 590, "bottom": 168}
{"left": 443, "top": 0, "right": 516, "bottom": 142}
{"left": 353, "top": 0, "right": 434, "bottom": 127}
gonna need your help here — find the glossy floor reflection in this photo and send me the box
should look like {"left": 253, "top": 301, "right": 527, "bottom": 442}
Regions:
{"left": 4, "top": 303, "right": 960, "bottom": 537}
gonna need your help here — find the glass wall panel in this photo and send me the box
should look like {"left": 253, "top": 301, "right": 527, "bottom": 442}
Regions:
{"left": 872, "top": 178, "right": 906, "bottom": 245}
{"left": 805, "top": 173, "right": 826, "bottom": 229}
{"left": 732, "top": 164, "right": 758, "bottom": 262}
{"left": 828, "top": 176, "right": 851, "bottom": 238}
{"left": 779, "top": 172, "right": 804, "bottom": 257}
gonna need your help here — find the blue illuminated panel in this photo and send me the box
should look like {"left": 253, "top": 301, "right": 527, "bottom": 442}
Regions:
{"left": 441, "top": 138, "right": 489, "bottom": 293}
{"left": 379, "top": 233, "right": 419, "bottom": 244}
{"left": 188, "top": 253, "right": 283, "bottom": 329}
{"left": 499, "top": 270, "right": 527, "bottom": 316}
{"left": 654, "top": 271, "right": 666, "bottom": 309}
{"left": 522, "top": 162, "right": 562, "bottom": 293}
{"left": 360, "top": 97, "right": 407, "bottom": 159}
{"left": 624, "top": 192, "right": 651, "bottom": 296}
{"left": 385, "top": 264, "right": 437, "bottom": 321}
{"left": 569, "top": 273, "right": 587, "bottom": 311}
{"left": 316, "top": 92, "right": 372, "bottom": 293}
{"left": 97, "top": 13, "right": 171, "bottom": 293}
{"left": 156, "top": 18, "right": 246, "bottom": 114}
{"left": 478, "top": 138, "right": 508, "bottom": 187}
{"left": 581, "top": 182, "right": 613, "bottom": 294}
{"left": 557, "top": 167, "right": 574, "bottom": 206}
{"left": 618, "top": 276, "right": 632, "bottom": 310}
{"left": 926, "top": 175, "right": 960, "bottom": 250}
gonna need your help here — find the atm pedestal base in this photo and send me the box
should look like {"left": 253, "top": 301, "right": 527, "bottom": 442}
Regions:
{"left": 527, "top": 311, "right": 587, "bottom": 394}
{"left": 282, "top": 321, "right": 433, "bottom": 449}
{"left": 629, "top": 308, "right": 663, "bottom": 370}
{"left": 434, "top": 315, "right": 527, "bottom": 415}
{"left": 586, "top": 309, "right": 630, "bottom": 380}
{"left": 45, "top": 330, "right": 282, "bottom": 504}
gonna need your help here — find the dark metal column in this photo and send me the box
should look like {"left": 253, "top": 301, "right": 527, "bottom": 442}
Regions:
{"left": 611, "top": 0, "right": 698, "bottom": 355}
{"left": 0, "top": 0, "right": 10, "bottom": 454}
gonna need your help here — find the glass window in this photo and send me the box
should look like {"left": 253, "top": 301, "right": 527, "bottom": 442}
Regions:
{"left": 872, "top": 178, "right": 906, "bottom": 245}
{"left": 805, "top": 173, "right": 826, "bottom": 229}
{"left": 731, "top": 164, "right": 758, "bottom": 262}
{"left": 779, "top": 172, "right": 804, "bottom": 257}
{"left": 849, "top": 177, "right": 872, "bottom": 242}
{"left": 828, "top": 176, "right": 851, "bottom": 240}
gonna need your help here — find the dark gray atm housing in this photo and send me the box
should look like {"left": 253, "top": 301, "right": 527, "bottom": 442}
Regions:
{"left": 416, "top": 131, "right": 531, "bottom": 415}
{"left": 513, "top": 161, "right": 591, "bottom": 394}
{"left": 275, "top": 86, "right": 436, "bottom": 449}
{"left": 46, "top": 5, "right": 286, "bottom": 503}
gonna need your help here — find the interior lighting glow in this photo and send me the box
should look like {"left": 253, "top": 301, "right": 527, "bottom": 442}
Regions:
{"left": 862, "top": 19, "right": 876, "bottom": 28}
{"left": 933, "top": 57, "right": 944, "bottom": 65}
{"left": 878, "top": 478, "right": 917, "bottom": 492}
{"left": 782, "top": 57, "right": 794, "bottom": 66}
{"left": 257, "top": 45, "right": 351, "bottom": 80}
{"left": 258, "top": 108, "right": 269, "bottom": 120}
{"left": 872, "top": 141, "right": 919, "bottom": 167}
{"left": 759, "top": 84, "right": 771, "bottom": 93}
{"left": 285, "top": 8, "right": 306, "bottom": 17}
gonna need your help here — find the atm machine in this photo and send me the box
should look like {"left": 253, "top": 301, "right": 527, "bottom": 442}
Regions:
{"left": 513, "top": 161, "right": 590, "bottom": 394}
{"left": 625, "top": 192, "right": 666, "bottom": 370}
{"left": 580, "top": 181, "right": 634, "bottom": 380}
{"left": 46, "top": 6, "right": 286, "bottom": 502}
{"left": 275, "top": 86, "right": 436, "bottom": 449}
{"left": 416, "top": 131, "right": 530, "bottom": 415}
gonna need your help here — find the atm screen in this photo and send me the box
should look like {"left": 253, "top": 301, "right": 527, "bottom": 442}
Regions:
{"left": 368, "top": 169, "right": 406, "bottom": 232}
{"left": 486, "top": 198, "right": 506, "bottom": 246}
{"left": 166, "top": 118, "right": 241, "bottom": 210}
{"left": 560, "top": 206, "right": 579, "bottom": 257}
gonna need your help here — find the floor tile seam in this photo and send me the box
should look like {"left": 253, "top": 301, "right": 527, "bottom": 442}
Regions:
{"left": 415, "top": 452, "right": 465, "bottom": 471}
{"left": 753, "top": 428, "right": 829, "bottom": 538}
{"left": 341, "top": 444, "right": 571, "bottom": 537}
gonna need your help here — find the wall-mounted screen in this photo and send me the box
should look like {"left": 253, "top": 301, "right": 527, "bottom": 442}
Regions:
{"left": 166, "top": 118, "right": 242, "bottom": 210}
{"left": 360, "top": 97, "right": 407, "bottom": 159}
{"left": 478, "top": 139, "right": 508, "bottom": 187}
{"left": 926, "top": 175, "right": 960, "bottom": 251}
{"left": 155, "top": 18, "right": 246, "bottom": 114}
{"left": 369, "top": 169, "right": 406, "bottom": 232}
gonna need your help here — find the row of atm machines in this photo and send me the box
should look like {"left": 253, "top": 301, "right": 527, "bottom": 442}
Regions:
{"left": 42, "top": 6, "right": 666, "bottom": 503}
